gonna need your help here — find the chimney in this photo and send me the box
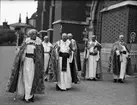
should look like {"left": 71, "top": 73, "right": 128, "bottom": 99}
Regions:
{"left": 26, "top": 12, "right": 29, "bottom": 24}
{"left": 3, "top": 22, "right": 9, "bottom": 29}
{"left": 19, "top": 13, "right": 21, "bottom": 23}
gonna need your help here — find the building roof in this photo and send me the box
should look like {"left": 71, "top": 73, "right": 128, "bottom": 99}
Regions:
{"left": 101, "top": 1, "right": 137, "bottom": 12}
{"left": 30, "top": 12, "right": 37, "bottom": 19}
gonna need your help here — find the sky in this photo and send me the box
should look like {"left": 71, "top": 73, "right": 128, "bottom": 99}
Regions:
{"left": 0, "top": 0, "right": 37, "bottom": 25}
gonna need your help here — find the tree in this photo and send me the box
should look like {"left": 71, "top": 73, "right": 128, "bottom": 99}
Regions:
{"left": 0, "top": 29, "right": 17, "bottom": 45}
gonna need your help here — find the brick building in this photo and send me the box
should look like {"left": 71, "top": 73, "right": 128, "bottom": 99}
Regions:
{"left": 0, "top": 22, "right": 10, "bottom": 30}
{"left": 36, "top": 0, "right": 137, "bottom": 73}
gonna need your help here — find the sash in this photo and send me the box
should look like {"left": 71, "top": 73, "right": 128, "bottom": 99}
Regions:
{"left": 59, "top": 52, "right": 69, "bottom": 72}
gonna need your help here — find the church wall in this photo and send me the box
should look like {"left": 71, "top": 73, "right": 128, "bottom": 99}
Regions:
{"left": 52, "top": 0, "right": 88, "bottom": 51}
{"left": 54, "top": 0, "right": 62, "bottom": 21}
{"left": 61, "top": 1, "right": 86, "bottom": 22}
{"left": 52, "top": 23, "right": 61, "bottom": 43}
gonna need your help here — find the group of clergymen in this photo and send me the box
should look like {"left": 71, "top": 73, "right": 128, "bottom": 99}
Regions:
{"left": 6, "top": 29, "right": 131, "bottom": 103}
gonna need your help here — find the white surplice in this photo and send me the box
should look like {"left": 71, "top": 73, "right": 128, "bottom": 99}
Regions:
{"left": 56, "top": 40, "right": 72, "bottom": 90}
{"left": 17, "top": 39, "right": 36, "bottom": 100}
{"left": 85, "top": 40, "right": 100, "bottom": 79}
{"left": 42, "top": 41, "right": 52, "bottom": 79}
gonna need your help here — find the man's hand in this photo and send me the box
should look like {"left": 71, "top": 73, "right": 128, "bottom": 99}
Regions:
{"left": 15, "top": 47, "right": 20, "bottom": 54}
{"left": 77, "top": 71, "right": 81, "bottom": 77}
{"left": 116, "top": 50, "right": 120, "bottom": 55}
{"left": 57, "top": 46, "right": 60, "bottom": 52}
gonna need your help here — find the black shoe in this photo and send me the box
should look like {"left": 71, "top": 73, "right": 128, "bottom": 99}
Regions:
{"left": 24, "top": 99, "right": 31, "bottom": 103}
{"left": 118, "top": 79, "right": 124, "bottom": 83}
{"left": 113, "top": 79, "right": 117, "bottom": 83}
{"left": 96, "top": 76, "right": 100, "bottom": 80}
{"left": 74, "top": 80, "right": 80, "bottom": 84}
{"left": 45, "top": 78, "right": 48, "bottom": 81}
{"left": 25, "top": 100, "right": 30, "bottom": 103}
{"left": 87, "top": 78, "right": 91, "bottom": 81}
{"left": 92, "top": 78, "right": 97, "bottom": 81}
{"left": 56, "top": 84, "right": 60, "bottom": 91}
{"left": 66, "top": 88, "right": 71, "bottom": 90}
{"left": 96, "top": 74, "right": 100, "bottom": 79}
{"left": 28, "top": 95, "right": 34, "bottom": 102}
{"left": 22, "top": 95, "right": 25, "bottom": 101}
{"left": 56, "top": 84, "right": 66, "bottom": 91}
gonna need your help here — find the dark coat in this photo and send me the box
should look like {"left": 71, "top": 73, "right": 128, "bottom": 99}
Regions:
{"left": 6, "top": 43, "right": 45, "bottom": 94}
{"left": 47, "top": 44, "right": 58, "bottom": 82}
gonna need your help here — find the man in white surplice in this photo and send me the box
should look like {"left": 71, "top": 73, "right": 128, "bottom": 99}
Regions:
{"left": 85, "top": 35, "right": 101, "bottom": 81}
{"left": 56, "top": 33, "right": 72, "bottom": 91}
{"left": 18, "top": 29, "right": 42, "bottom": 102}
{"left": 42, "top": 36, "right": 52, "bottom": 81}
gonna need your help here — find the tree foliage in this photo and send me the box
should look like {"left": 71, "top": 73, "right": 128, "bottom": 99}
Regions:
{"left": 0, "top": 29, "right": 24, "bottom": 46}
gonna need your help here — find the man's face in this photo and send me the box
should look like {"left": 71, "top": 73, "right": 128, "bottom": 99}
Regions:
{"left": 68, "top": 36, "right": 72, "bottom": 40}
{"left": 38, "top": 33, "right": 42, "bottom": 39}
{"left": 30, "top": 32, "right": 37, "bottom": 40}
{"left": 62, "top": 33, "right": 67, "bottom": 41}
{"left": 68, "top": 34, "right": 73, "bottom": 40}
{"left": 44, "top": 37, "right": 49, "bottom": 42}
{"left": 119, "top": 36, "right": 124, "bottom": 42}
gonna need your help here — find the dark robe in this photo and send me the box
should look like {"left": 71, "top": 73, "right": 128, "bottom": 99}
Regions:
{"left": 47, "top": 44, "right": 58, "bottom": 82}
{"left": 70, "top": 42, "right": 81, "bottom": 83}
{"left": 6, "top": 43, "right": 45, "bottom": 94}
{"left": 112, "top": 49, "right": 121, "bottom": 75}
{"left": 81, "top": 48, "right": 88, "bottom": 78}
{"left": 6, "top": 43, "right": 26, "bottom": 93}
{"left": 94, "top": 43, "right": 102, "bottom": 79}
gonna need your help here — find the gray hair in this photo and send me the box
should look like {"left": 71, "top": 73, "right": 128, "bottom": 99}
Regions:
{"left": 44, "top": 35, "right": 49, "bottom": 39}
{"left": 62, "top": 33, "right": 67, "bottom": 37}
{"left": 119, "top": 35, "right": 124, "bottom": 38}
{"left": 91, "top": 35, "right": 96, "bottom": 38}
{"left": 27, "top": 29, "right": 38, "bottom": 36}
{"left": 68, "top": 33, "right": 73, "bottom": 37}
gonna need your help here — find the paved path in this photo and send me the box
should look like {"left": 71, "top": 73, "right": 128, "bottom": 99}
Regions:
{"left": 0, "top": 47, "right": 136, "bottom": 105}
{"left": 0, "top": 77, "right": 136, "bottom": 105}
